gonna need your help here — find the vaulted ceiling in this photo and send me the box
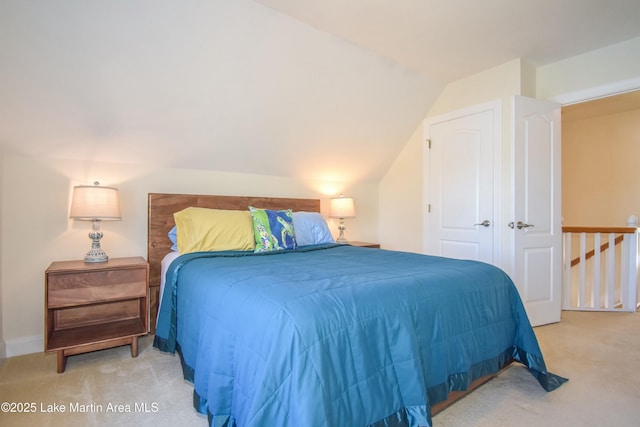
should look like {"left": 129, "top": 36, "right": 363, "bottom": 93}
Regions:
{"left": 1, "top": 0, "right": 639, "bottom": 182}
{"left": 256, "top": 0, "right": 640, "bottom": 83}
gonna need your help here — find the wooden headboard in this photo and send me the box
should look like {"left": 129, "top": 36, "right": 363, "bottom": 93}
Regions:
{"left": 147, "top": 193, "right": 321, "bottom": 332}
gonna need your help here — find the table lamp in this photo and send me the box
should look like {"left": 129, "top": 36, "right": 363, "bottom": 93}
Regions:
{"left": 69, "top": 182, "right": 121, "bottom": 262}
{"left": 330, "top": 196, "right": 355, "bottom": 244}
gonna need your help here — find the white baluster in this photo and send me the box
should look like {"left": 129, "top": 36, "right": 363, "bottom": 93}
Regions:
{"left": 563, "top": 233, "right": 572, "bottom": 309}
{"left": 579, "top": 233, "right": 586, "bottom": 308}
{"left": 606, "top": 233, "right": 615, "bottom": 309}
{"left": 593, "top": 232, "right": 601, "bottom": 309}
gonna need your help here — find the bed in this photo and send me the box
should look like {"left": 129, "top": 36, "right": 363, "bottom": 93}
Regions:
{"left": 148, "top": 193, "right": 566, "bottom": 427}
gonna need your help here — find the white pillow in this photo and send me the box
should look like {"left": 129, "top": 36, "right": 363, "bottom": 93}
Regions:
{"left": 292, "top": 212, "right": 335, "bottom": 246}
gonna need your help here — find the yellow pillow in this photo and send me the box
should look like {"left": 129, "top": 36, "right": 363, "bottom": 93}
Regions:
{"left": 173, "top": 207, "right": 255, "bottom": 253}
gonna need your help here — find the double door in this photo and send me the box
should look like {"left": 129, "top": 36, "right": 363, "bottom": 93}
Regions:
{"left": 424, "top": 96, "right": 561, "bottom": 326}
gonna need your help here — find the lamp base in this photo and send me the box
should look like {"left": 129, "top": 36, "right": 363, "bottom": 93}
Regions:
{"left": 84, "top": 250, "right": 109, "bottom": 263}
{"left": 336, "top": 219, "right": 348, "bottom": 244}
{"left": 83, "top": 219, "right": 109, "bottom": 263}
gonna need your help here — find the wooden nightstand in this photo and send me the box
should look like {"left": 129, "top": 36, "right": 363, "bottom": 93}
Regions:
{"left": 45, "top": 256, "right": 149, "bottom": 373}
{"left": 347, "top": 241, "right": 381, "bottom": 249}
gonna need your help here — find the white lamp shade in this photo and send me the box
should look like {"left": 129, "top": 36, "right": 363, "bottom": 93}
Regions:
{"left": 330, "top": 197, "right": 355, "bottom": 218}
{"left": 70, "top": 185, "right": 121, "bottom": 220}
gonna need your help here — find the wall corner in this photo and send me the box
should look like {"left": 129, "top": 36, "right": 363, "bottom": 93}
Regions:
{"left": 0, "top": 150, "right": 4, "bottom": 358}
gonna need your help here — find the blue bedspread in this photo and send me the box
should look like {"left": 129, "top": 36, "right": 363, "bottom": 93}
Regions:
{"left": 154, "top": 244, "right": 565, "bottom": 427}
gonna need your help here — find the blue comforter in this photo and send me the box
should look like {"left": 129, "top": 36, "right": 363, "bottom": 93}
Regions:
{"left": 154, "top": 244, "right": 565, "bottom": 427}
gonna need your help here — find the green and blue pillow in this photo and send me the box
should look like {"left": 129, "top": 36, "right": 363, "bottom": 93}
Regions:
{"left": 249, "top": 206, "right": 297, "bottom": 252}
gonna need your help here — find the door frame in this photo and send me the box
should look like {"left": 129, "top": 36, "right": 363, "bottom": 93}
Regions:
{"left": 423, "top": 99, "right": 503, "bottom": 269}
{"left": 549, "top": 76, "right": 640, "bottom": 106}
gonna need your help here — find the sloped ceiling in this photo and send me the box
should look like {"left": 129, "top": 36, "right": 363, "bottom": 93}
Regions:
{"left": 256, "top": 0, "right": 640, "bottom": 82}
{"left": 1, "top": 1, "right": 640, "bottom": 182}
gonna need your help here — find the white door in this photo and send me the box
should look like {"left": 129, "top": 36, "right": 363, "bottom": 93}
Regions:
{"left": 511, "top": 95, "right": 562, "bottom": 326}
{"left": 425, "top": 103, "right": 498, "bottom": 264}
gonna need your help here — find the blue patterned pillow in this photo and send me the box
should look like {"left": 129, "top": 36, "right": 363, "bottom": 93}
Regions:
{"left": 249, "top": 207, "right": 297, "bottom": 252}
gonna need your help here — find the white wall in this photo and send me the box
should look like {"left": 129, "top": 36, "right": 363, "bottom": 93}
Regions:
{"left": 0, "top": 154, "right": 378, "bottom": 356}
{"left": 0, "top": 151, "right": 4, "bottom": 358}
{"left": 536, "top": 37, "right": 640, "bottom": 100}
{"left": 378, "top": 125, "right": 424, "bottom": 253}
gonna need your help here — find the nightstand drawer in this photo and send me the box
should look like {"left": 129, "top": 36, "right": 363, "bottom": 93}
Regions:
{"left": 54, "top": 299, "right": 143, "bottom": 330}
{"left": 48, "top": 268, "right": 147, "bottom": 307}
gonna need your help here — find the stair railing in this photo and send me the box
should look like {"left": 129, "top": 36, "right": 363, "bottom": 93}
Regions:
{"left": 562, "top": 226, "right": 639, "bottom": 312}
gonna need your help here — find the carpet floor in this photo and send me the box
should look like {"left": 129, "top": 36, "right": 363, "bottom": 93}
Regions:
{"left": 1, "top": 310, "right": 638, "bottom": 426}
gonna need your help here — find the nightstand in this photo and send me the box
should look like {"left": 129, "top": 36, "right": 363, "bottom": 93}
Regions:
{"left": 45, "top": 256, "right": 149, "bottom": 373}
{"left": 347, "top": 241, "right": 381, "bottom": 249}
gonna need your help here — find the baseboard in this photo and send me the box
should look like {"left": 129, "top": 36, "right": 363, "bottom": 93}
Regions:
{"left": 3, "top": 335, "right": 43, "bottom": 358}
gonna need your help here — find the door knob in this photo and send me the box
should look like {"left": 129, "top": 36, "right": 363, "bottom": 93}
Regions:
{"left": 508, "top": 221, "right": 534, "bottom": 229}
{"left": 474, "top": 220, "right": 491, "bottom": 227}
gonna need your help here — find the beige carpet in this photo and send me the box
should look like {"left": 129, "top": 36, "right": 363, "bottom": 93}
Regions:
{"left": 436, "top": 310, "right": 640, "bottom": 427}
{"left": 0, "top": 336, "right": 205, "bottom": 427}
{"left": 1, "top": 310, "right": 638, "bottom": 426}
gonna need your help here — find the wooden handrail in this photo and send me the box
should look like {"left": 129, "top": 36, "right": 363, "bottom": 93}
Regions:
{"left": 562, "top": 226, "right": 637, "bottom": 234}
{"left": 569, "top": 234, "right": 625, "bottom": 267}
